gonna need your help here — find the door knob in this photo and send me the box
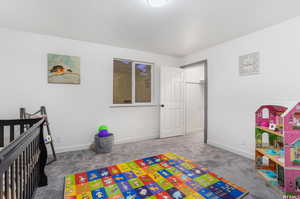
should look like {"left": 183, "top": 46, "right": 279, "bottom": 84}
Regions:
{"left": 161, "top": 104, "right": 165, "bottom": 108}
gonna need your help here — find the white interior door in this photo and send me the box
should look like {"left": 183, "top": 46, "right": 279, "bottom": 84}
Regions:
{"left": 160, "top": 66, "right": 185, "bottom": 138}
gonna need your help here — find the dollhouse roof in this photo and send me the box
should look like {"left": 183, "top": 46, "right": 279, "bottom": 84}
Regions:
{"left": 256, "top": 105, "right": 287, "bottom": 115}
{"left": 282, "top": 101, "right": 300, "bottom": 117}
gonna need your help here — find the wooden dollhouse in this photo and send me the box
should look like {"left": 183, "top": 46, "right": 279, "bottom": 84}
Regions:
{"left": 255, "top": 102, "right": 300, "bottom": 197}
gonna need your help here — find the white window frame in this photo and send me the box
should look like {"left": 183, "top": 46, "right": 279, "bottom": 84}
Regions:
{"left": 112, "top": 59, "right": 155, "bottom": 107}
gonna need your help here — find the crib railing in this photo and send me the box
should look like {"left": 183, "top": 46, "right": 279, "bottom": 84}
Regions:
{"left": 0, "top": 118, "right": 48, "bottom": 199}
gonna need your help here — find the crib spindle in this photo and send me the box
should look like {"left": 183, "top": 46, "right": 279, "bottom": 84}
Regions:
{"left": 10, "top": 125, "right": 14, "bottom": 143}
{"left": 0, "top": 126, "right": 3, "bottom": 148}
{"left": 5, "top": 171, "right": 9, "bottom": 199}
{"left": 0, "top": 173, "right": 3, "bottom": 199}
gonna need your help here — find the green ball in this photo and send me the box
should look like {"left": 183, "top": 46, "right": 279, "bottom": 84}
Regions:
{"left": 98, "top": 125, "right": 109, "bottom": 132}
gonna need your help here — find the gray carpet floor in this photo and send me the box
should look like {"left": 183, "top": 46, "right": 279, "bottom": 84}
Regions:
{"left": 35, "top": 133, "right": 281, "bottom": 199}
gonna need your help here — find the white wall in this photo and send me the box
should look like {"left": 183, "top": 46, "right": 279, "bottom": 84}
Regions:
{"left": 0, "top": 28, "right": 180, "bottom": 153}
{"left": 182, "top": 16, "right": 300, "bottom": 159}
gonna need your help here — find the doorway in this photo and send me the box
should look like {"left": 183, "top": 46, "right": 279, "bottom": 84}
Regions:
{"left": 181, "top": 60, "right": 207, "bottom": 143}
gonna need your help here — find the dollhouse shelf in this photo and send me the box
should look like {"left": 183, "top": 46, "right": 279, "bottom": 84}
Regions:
{"left": 256, "top": 126, "right": 283, "bottom": 137}
{"left": 256, "top": 148, "right": 284, "bottom": 167}
{"left": 256, "top": 170, "right": 284, "bottom": 195}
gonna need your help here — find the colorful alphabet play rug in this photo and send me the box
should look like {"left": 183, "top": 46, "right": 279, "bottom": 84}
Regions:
{"left": 64, "top": 153, "right": 249, "bottom": 199}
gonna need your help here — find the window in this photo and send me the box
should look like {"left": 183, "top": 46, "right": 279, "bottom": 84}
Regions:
{"left": 113, "top": 60, "right": 132, "bottom": 104}
{"left": 262, "top": 132, "right": 269, "bottom": 147}
{"left": 135, "top": 63, "right": 152, "bottom": 103}
{"left": 262, "top": 108, "right": 269, "bottom": 119}
{"left": 113, "top": 59, "right": 153, "bottom": 105}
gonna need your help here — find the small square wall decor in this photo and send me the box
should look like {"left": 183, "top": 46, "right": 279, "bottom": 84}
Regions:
{"left": 239, "top": 52, "right": 260, "bottom": 76}
{"left": 48, "top": 53, "right": 80, "bottom": 84}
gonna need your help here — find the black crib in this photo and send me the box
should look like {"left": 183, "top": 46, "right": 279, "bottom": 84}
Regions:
{"left": 0, "top": 118, "right": 48, "bottom": 199}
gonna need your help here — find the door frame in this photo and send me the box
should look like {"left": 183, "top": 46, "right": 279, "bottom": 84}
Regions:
{"left": 181, "top": 60, "right": 208, "bottom": 144}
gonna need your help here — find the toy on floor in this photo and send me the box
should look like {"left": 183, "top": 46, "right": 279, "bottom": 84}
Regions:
{"left": 94, "top": 125, "right": 114, "bottom": 153}
{"left": 97, "top": 125, "right": 110, "bottom": 137}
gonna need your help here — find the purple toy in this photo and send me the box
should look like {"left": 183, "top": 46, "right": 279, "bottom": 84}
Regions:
{"left": 98, "top": 129, "right": 110, "bottom": 137}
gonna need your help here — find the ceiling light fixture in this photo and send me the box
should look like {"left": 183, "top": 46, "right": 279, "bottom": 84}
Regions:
{"left": 148, "top": 0, "right": 169, "bottom": 7}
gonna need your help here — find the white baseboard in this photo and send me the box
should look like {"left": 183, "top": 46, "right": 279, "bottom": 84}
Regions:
{"left": 56, "top": 135, "right": 158, "bottom": 154}
{"left": 56, "top": 144, "right": 91, "bottom": 153}
{"left": 115, "top": 135, "right": 158, "bottom": 144}
{"left": 186, "top": 128, "right": 204, "bottom": 134}
{"left": 207, "top": 140, "right": 254, "bottom": 160}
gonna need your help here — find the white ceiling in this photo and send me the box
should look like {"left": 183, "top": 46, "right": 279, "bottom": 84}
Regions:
{"left": 0, "top": 0, "right": 299, "bottom": 57}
